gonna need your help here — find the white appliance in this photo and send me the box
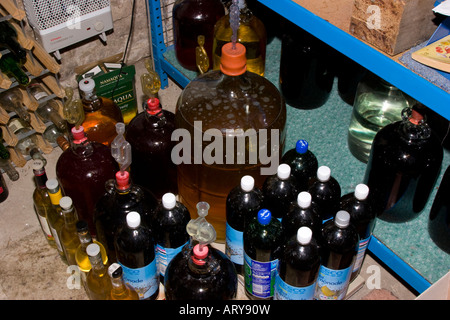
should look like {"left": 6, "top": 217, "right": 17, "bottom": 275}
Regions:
{"left": 22, "top": 0, "right": 114, "bottom": 60}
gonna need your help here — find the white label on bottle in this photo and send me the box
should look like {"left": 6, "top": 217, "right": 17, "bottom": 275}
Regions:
{"left": 119, "top": 259, "right": 159, "bottom": 300}
{"left": 156, "top": 242, "right": 186, "bottom": 277}
{"left": 274, "top": 274, "right": 316, "bottom": 300}
{"left": 315, "top": 265, "right": 352, "bottom": 300}
{"left": 353, "top": 236, "right": 370, "bottom": 273}
{"left": 35, "top": 207, "right": 52, "bottom": 238}
{"left": 50, "top": 226, "right": 63, "bottom": 251}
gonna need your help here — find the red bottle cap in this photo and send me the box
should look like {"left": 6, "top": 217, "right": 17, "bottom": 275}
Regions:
{"left": 192, "top": 244, "right": 208, "bottom": 265}
{"left": 71, "top": 126, "right": 86, "bottom": 142}
{"left": 115, "top": 170, "right": 130, "bottom": 190}
{"left": 409, "top": 109, "right": 423, "bottom": 125}
{"left": 220, "top": 42, "right": 247, "bottom": 76}
{"left": 146, "top": 98, "right": 161, "bottom": 115}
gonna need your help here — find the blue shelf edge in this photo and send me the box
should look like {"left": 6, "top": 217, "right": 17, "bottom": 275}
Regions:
{"left": 368, "top": 236, "right": 431, "bottom": 293}
{"left": 258, "top": 0, "right": 450, "bottom": 121}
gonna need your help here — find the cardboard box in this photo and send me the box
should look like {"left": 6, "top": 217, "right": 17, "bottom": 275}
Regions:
{"left": 416, "top": 271, "right": 450, "bottom": 300}
{"left": 349, "top": 0, "right": 438, "bottom": 56}
{"left": 77, "top": 64, "right": 138, "bottom": 124}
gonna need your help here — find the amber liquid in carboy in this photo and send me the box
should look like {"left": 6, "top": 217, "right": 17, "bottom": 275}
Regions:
{"left": 176, "top": 71, "right": 286, "bottom": 242}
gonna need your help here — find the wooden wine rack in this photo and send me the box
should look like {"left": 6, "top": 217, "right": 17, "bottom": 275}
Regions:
{"left": 0, "top": 0, "right": 66, "bottom": 170}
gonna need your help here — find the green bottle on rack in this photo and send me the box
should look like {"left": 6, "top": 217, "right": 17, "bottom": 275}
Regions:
{"left": 0, "top": 53, "right": 29, "bottom": 86}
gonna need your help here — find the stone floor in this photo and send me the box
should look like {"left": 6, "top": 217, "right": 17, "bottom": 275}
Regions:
{"left": 0, "top": 59, "right": 419, "bottom": 300}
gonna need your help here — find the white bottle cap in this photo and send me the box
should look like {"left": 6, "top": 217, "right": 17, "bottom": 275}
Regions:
{"left": 317, "top": 166, "right": 331, "bottom": 182}
{"left": 126, "top": 211, "right": 141, "bottom": 228}
{"left": 277, "top": 164, "right": 291, "bottom": 180}
{"left": 59, "top": 196, "right": 72, "bottom": 210}
{"left": 32, "top": 159, "right": 44, "bottom": 170}
{"left": 162, "top": 193, "right": 176, "bottom": 210}
{"left": 297, "top": 226, "right": 313, "bottom": 245}
{"left": 297, "top": 191, "right": 312, "bottom": 209}
{"left": 240, "top": 175, "right": 255, "bottom": 192}
{"left": 108, "top": 263, "right": 121, "bottom": 278}
{"left": 45, "top": 178, "right": 59, "bottom": 190}
{"left": 86, "top": 243, "right": 100, "bottom": 257}
{"left": 335, "top": 210, "right": 350, "bottom": 228}
{"left": 79, "top": 78, "right": 95, "bottom": 94}
{"left": 354, "top": 183, "right": 369, "bottom": 200}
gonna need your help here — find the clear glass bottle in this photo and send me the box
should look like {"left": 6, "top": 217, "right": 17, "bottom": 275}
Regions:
{"left": 212, "top": 0, "right": 267, "bottom": 76}
{"left": 339, "top": 183, "right": 375, "bottom": 281}
{"left": 0, "top": 158, "right": 19, "bottom": 181}
{"left": 45, "top": 178, "right": 67, "bottom": 264}
{"left": 315, "top": 211, "right": 358, "bottom": 300}
{"left": 125, "top": 97, "right": 178, "bottom": 199}
{"left": 281, "top": 139, "right": 318, "bottom": 191}
{"left": 348, "top": 72, "right": 410, "bottom": 163}
{"left": 94, "top": 170, "right": 158, "bottom": 262}
{"left": 114, "top": 211, "right": 159, "bottom": 300}
{"left": 28, "top": 81, "right": 68, "bottom": 132}
{"left": 56, "top": 125, "right": 119, "bottom": 237}
{"left": 31, "top": 159, "right": 55, "bottom": 248}
{"left": 274, "top": 226, "right": 320, "bottom": 300}
{"left": 153, "top": 192, "right": 191, "bottom": 281}
{"left": 78, "top": 78, "right": 124, "bottom": 147}
{"left": 243, "top": 208, "right": 283, "bottom": 300}
{"left": 225, "top": 175, "right": 264, "bottom": 274}
{"left": 172, "top": 0, "right": 225, "bottom": 71}
{"left": 364, "top": 107, "right": 443, "bottom": 222}
{"left": 85, "top": 243, "right": 112, "bottom": 300}
{"left": 107, "top": 263, "right": 139, "bottom": 300}
{"left": 308, "top": 166, "right": 341, "bottom": 223}
{"left": 175, "top": 42, "right": 286, "bottom": 242}
{"left": 59, "top": 196, "right": 80, "bottom": 266}
{"left": 262, "top": 164, "right": 299, "bottom": 221}
{"left": 0, "top": 87, "right": 30, "bottom": 123}
{"left": 75, "top": 220, "right": 108, "bottom": 288}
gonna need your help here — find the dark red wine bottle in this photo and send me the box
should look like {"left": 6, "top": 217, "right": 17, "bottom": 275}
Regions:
{"left": 364, "top": 107, "right": 443, "bottom": 222}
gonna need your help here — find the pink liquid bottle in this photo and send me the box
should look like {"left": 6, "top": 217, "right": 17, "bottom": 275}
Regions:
{"left": 56, "top": 126, "right": 119, "bottom": 236}
{"left": 125, "top": 98, "right": 177, "bottom": 199}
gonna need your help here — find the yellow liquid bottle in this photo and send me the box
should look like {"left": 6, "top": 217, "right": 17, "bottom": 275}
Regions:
{"left": 212, "top": 0, "right": 266, "bottom": 76}
{"left": 85, "top": 243, "right": 112, "bottom": 300}
{"left": 107, "top": 263, "right": 139, "bottom": 300}
{"left": 59, "top": 196, "right": 80, "bottom": 266}
{"left": 46, "top": 178, "right": 67, "bottom": 264}
{"left": 31, "top": 160, "right": 56, "bottom": 248}
{"left": 75, "top": 220, "right": 108, "bottom": 288}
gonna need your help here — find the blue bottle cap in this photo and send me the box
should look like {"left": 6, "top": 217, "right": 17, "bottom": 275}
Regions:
{"left": 295, "top": 139, "right": 308, "bottom": 154}
{"left": 257, "top": 209, "right": 272, "bottom": 225}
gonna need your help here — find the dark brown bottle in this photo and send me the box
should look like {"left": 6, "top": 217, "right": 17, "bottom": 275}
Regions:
{"left": 172, "top": 0, "right": 225, "bottom": 71}
{"left": 125, "top": 98, "right": 177, "bottom": 199}
{"left": 364, "top": 107, "right": 443, "bottom": 222}
{"left": 308, "top": 166, "right": 341, "bottom": 222}
{"left": 56, "top": 126, "right": 119, "bottom": 236}
{"left": 164, "top": 243, "right": 238, "bottom": 300}
{"left": 428, "top": 165, "right": 450, "bottom": 254}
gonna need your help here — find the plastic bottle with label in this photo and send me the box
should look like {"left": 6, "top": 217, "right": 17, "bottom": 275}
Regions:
{"left": 339, "top": 183, "right": 375, "bottom": 281}
{"left": 243, "top": 208, "right": 283, "bottom": 300}
{"left": 315, "top": 211, "right": 359, "bottom": 300}
{"left": 281, "top": 139, "right": 318, "bottom": 191}
{"left": 152, "top": 192, "right": 191, "bottom": 281}
{"left": 114, "top": 211, "right": 159, "bottom": 300}
{"left": 225, "top": 175, "right": 264, "bottom": 274}
{"left": 262, "top": 163, "right": 299, "bottom": 221}
{"left": 274, "top": 226, "right": 320, "bottom": 300}
{"left": 308, "top": 165, "right": 341, "bottom": 223}
{"left": 164, "top": 202, "right": 238, "bottom": 300}
{"left": 282, "top": 191, "right": 322, "bottom": 246}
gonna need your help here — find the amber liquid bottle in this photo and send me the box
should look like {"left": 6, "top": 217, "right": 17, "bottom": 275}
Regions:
{"left": 125, "top": 98, "right": 178, "bottom": 199}
{"left": 59, "top": 196, "right": 81, "bottom": 266}
{"left": 175, "top": 42, "right": 286, "bottom": 242}
{"left": 46, "top": 178, "right": 67, "bottom": 263}
{"left": 107, "top": 263, "right": 139, "bottom": 300}
{"left": 85, "top": 243, "right": 112, "bottom": 300}
{"left": 56, "top": 126, "right": 119, "bottom": 236}
{"left": 172, "top": 0, "right": 225, "bottom": 71}
{"left": 78, "top": 78, "right": 123, "bottom": 147}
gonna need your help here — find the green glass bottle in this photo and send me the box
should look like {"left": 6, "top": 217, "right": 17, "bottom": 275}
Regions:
{"left": 0, "top": 20, "right": 27, "bottom": 60}
{"left": 0, "top": 53, "right": 29, "bottom": 86}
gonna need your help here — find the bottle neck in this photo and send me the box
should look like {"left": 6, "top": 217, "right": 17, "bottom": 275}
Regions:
{"left": 33, "top": 168, "right": 48, "bottom": 189}
{"left": 62, "top": 206, "right": 77, "bottom": 226}
{"left": 77, "top": 230, "right": 93, "bottom": 250}
{"left": 48, "top": 187, "right": 63, "bottom": 206}
{"left": 71, "top": 133, "right": 94, "bottom": 157}
{"left": 81, "top": 91, "right": 102, "bottom": 112}
{"left": 89, "top": 252, "right": 107, "bottom": 276}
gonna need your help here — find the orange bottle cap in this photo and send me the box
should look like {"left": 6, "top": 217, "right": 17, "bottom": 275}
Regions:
{"left": 146, "top": 97, "right": 161, "bottom": 115}
{"left": 220, "top": 42, "right": 247, "bottom": 76}
{"left": 409, "top": 109, "right": 423, "bottom": 125}
{"left": 115, "top": 170, "right": 130, "bottom": 190}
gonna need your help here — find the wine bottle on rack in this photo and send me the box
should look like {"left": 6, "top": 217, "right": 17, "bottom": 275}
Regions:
{"left": 0, "top": 87, "right": 31, "bottom": 123}
{"left": 0, "top": 20, "right": 27, "bottom": 60}
{"left": 28, "top": 81, "right": 68, "bottom": 132}
{"left": 0, "top": 157, "right": 19, "bottom": 181}
{"left": 0, "top": 53, "right": 29, "bottom": 86}
{"left": 31, "top": 159, "right": 56, "bottom": 248}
